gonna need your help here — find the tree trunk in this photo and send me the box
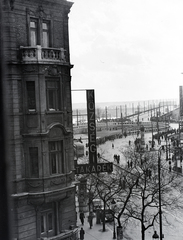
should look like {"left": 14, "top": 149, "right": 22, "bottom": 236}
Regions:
{"left": 117, "top": 216, "right": 121, "bottom": 228}
{"left": 141, "top": 222, "right": 145, "bottom": 240}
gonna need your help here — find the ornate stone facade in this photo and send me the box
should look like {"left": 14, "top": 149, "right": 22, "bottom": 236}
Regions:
{"left": 3, "top": 1, "right": 77, "bottom": 239}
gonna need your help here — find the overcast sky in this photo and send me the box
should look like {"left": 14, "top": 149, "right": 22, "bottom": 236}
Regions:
{"left": 69, "top": 0, "right": 183, "bottom": 104}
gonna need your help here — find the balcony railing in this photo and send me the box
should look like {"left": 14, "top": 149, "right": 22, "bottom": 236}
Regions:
{"left": 20, "top": 45, "right": 67, "bottom": 63}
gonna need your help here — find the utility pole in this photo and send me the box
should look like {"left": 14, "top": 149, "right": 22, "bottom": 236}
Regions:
{"left": 76, "top": 109, "right": 79, "bottom": 126}
{"left": 132, "top": 103, "right": 134, "bottom": 114}
{"left": 151, "top": 109, "right": 154, "bottom": 149}
{"left": 120, "top": 106, "right": 123, "bottom": 136}
{"left": 105, "top": 107, "right": 108, "bottom": 130}
{"left": 121, "top": 112, "right": 123, "bottom": 136}
{"left": 158, "top": 153, "right": 163, "bottom": 240}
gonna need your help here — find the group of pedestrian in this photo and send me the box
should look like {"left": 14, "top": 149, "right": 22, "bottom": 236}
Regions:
{"left": 79, "top": 210, "right": 95, "bottom": 239}
{"left": 113, "top": 154, "right": 120, "bottom": 164}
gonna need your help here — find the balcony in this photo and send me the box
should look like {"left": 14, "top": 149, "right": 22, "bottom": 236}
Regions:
{"left": 20, "top": 45, "right": 67, "bottom": 64}
{"left": 25, "top": 171, "right": 73, "bottom": 193}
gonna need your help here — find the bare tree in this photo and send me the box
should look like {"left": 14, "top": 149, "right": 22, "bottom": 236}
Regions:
{"left": 120, "top": 146, "right": 183, "bottom": 240}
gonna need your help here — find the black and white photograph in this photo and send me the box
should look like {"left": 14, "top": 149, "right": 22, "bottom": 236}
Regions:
{"left": 1, "top": 0, "right": 183, "bottom": 239}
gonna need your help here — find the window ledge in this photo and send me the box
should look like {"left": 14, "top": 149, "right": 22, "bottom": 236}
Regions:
{"left": 45, "top": 110, "right": 64, "bottom": 114}
{"left": 27, "top": 110, "right": 37, "bottom": 114}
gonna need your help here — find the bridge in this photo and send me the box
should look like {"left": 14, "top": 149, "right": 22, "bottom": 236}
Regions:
{"left": 73, "top": 99, "right": 178, "bottom": 126}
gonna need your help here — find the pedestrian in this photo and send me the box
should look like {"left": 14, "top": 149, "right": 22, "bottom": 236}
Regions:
{"left": 80, "top": 227, "right": 85, "bottom": 240}
{"left": 127, "top": 160, "right": 130, "bottom": 168}
{"left": 79, "top": 211, "right": 85, "bottom": 225}
{"left": 117, "top": 155, "right": 120, "bottom": 164}
{"left": 112, "top": 143, "right": 114, "bottom": 149}
{"left": 96, "top": 207, "right": 101, "bottom": 224}
{"left": 130, "top": 161, "right": 133, "bottom": 168}
{"left": 88, "top": 211, "right": 94, "bottom": 229}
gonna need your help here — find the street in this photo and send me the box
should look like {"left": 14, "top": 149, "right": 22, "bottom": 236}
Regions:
{"left": 75, "top": 131, "right": 183, "bottom": 239}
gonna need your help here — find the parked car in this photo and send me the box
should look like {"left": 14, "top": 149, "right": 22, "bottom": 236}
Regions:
{"left": 93, "top": 199, "right": 103, "bottom": 212}
{"left": 101, "top": 208, "right": 113, "bottom": 222}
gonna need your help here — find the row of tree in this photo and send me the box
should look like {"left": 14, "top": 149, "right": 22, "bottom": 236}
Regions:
{"left": 77, "top": 146, "right": 183, "bottom": 240}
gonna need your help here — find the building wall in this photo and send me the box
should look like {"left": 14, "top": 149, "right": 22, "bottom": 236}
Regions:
{"left": 3, "top": 0, "right": 76, "bottom": 239}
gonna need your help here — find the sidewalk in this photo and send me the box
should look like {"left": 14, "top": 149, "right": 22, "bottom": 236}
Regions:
{"left": 77, "top": 217, "right": 132, "bottom": 240}
{"left": 77, "top": 219, "right": 114, "bottom": 240}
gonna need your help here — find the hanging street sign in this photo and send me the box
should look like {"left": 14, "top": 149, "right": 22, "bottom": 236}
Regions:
{"left": 75, "top": 162, "right": 113, "bottom": 175}
{"left": 86, "top": 89, "right": 98, "bottom": 165}
{"left": 74, "top": 89, "right": 113, "bottom": 175}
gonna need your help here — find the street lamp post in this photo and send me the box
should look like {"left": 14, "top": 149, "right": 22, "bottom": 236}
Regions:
{"left": 111, "top": 199, "right": 116, "bottom": 239}
{"left": 158, "top": 145, "right": 168, "bottom": 240}
{"left": 158, "top": 153, "right": 163, "bottom": 240}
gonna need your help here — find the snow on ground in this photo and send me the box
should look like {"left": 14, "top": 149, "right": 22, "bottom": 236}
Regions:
{"left": 98, "top": 134, "right": 183, "bottom": 240}
{"left": 74, "top": 132, "right": 183, "bottom": 239}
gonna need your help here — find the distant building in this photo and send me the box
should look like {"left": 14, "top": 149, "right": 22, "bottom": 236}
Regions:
{"left": 3, "top": 0, "right": 77, "bottom": 239}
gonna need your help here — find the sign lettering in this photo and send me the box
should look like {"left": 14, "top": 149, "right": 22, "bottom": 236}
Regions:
{"left": 87, "top": 90, "right": 97, "bottom": 165}
{"left": 74, "top": 89, "right": 113, "bottom": 175}
{"left": 75, "top": 162, "right": 113, "bottom": 175}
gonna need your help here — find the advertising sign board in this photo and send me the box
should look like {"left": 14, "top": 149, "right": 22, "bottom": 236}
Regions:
{"left": 86, "top": 90, "right": 97, "bottom": 165}
{"left": 75, "top": 162, "right": 113, "bottom": 175}
{"left": 74, "top": 89, "right": 113, "bottom": 175}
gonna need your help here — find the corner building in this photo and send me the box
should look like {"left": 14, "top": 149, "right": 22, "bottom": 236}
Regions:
{"left": 3, "top": 0, "right": 77, "bottom": 239}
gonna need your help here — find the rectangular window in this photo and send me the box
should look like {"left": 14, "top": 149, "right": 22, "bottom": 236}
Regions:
{"left": 46, "top": 79, "right": 60, "bottom": 111}
{"left": 30, "top": 19, "right": 38, "bottom": 46}
{"left": 28, "top": 14, "right": 52, "bottom": 47}
{"left": 41, "top": 212, "right": 53, "bottom": 234}
{"left": 26, "top": 81, "right": 36, "bottom": 111}
{"left": 41, "top": 215, "right": 46, "bottom": 233}
{"left": 48, "top": 213, "right": 53, "bottom": 230}
{"left": 49, "top": 141, "right": 64, "bottom": 175}
{"left": 29, "top": 147, "right": 39, "bottom": 178}
{"left": 42, "top": 22, "right": 49, "bottom": 48}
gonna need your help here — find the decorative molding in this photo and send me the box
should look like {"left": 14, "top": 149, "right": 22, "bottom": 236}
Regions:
{"left": 27, "top": 181, "right": 43, "bottom": 188}
{"left": 27, "top": 198, "right": 44, "bottom": 207}
{"left": 64, "top": 6, "right": 71, "bottom": 18}
{"left": 22, "top": 65, "right": 37, "bottom": 73}
{"left": 47, "top": 65, "right": 61, "bottom": 76}
{"left": 50, "top": 177, "right": 66, "bottom": 186}
{"left": 36, "top": 5, "right": 47, "bottom": 19}
{"left": 26, "top": 7, "right": 36, "bottom": 17}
